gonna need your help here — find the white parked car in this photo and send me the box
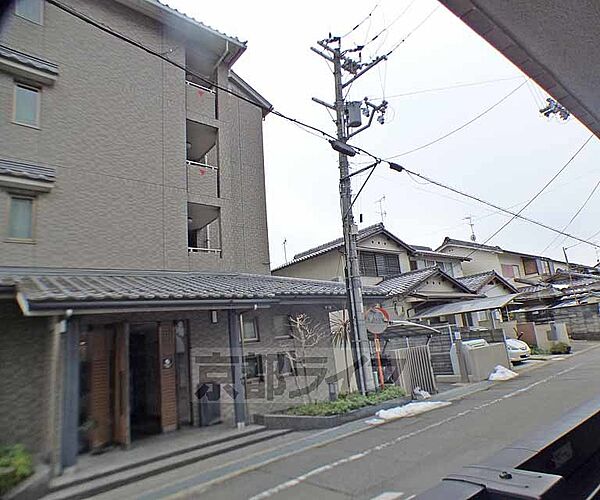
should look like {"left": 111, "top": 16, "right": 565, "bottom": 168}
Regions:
{"left": 506, "top": 338, "right": 531, "bottom": 363}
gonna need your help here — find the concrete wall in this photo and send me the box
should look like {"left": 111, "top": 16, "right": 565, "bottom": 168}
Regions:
{"left": 0, "top": 0, "right": 270, "bottom": 273}
{"left": 0, "top": 302, "right": 60, "bottom": 460}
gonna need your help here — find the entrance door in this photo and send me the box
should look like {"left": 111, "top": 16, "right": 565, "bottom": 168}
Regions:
{"left": 129, "top": 323, "right": 161, "bottom": 439}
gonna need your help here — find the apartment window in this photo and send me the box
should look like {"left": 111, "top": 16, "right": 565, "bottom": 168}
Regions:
{"left": 243, "top": 353, "right": 263, "bottom": 380}
{"left": 501, "top": 264, "right": 521, "bottom": 279}
{"left": 15, "top": 0, "right": 43, "bottom": 24}
{"left": 523, "top": 258, "right": 538, "bottom": 275}
{"left": 359, "top": 252, "right": 401, "bottom": 277}
{"left": 241, "top": 315, "right": 259, "bottom": 342}
{"left": 8, "top": 196, "right": 34, "bottom": 240}
{"left": 14, "top": 83, "right": 40, "bottom": 127}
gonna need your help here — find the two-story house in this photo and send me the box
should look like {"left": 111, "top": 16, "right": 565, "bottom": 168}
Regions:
{"left": 436, "top": 237, "right": 597, "bottom": 289}
{"left": 0, "top": 0, "right": 387, "bottom": 474}
{"left": 273, "top": 223, "right": 467, "bottom": 285}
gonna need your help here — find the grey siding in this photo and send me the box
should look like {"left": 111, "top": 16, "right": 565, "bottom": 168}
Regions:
{"left": 0, "top": 0, "right": 270, "bottom": 273}
{"left": 0, "top": 302, "right": 59, "bottom": 458}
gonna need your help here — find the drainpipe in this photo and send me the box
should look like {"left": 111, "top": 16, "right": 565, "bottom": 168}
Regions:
{"left": 212, "top": 41, "right": 230, "bottom": 74}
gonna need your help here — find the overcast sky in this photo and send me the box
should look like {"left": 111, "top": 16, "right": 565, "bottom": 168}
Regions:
{"left": 168, "top": 0, "right": 599, "bottom": 268}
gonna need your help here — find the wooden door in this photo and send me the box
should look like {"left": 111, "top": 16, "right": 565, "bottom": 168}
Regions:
{"left": 113, "top": 323, "right": 130, "bottom": 448}
{"left": 88, "top": 328, "right": 113, "bottom": 450}
{"left": 158, "top": 322, "right": 178, "bottom": 432}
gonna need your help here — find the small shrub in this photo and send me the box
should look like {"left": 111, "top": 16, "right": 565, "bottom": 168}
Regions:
{"left": 530, "top": 346, "right": 548, "bottom": 355}
{"left": 550, "top": 342, "right": 571, "bottom": 355}
{"left": 283, "top": 385, "right": 405, "bottom": 416}
{"left": 0, "top": 445, "right": 33, "bottom": 495}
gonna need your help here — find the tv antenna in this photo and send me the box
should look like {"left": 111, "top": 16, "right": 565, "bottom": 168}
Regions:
{"left": 464, "top": 216, "right": 476, "bottom": 242}
{"left": 375, "top": 196, "right": 387, "bottom": 223}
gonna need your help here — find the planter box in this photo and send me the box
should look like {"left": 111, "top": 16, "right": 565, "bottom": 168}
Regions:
{"left": 254, "top": 396, "right": 411, "bottom": 430}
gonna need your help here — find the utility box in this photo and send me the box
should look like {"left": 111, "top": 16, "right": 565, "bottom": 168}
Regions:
{"left": 345, "top": 101, "right": 363, "bottom": 128}
{"left": 196, "top": 382, "right": 221, "bottom": 426}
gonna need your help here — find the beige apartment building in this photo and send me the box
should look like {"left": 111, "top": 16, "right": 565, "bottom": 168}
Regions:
{"left": 0, "top": 0, "right": 388, "bottom": 475}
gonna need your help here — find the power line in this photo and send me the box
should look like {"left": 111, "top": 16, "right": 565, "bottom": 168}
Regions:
{"left": 540, "top": 176, "right": 600, "bottom": 253}
{"left": 376, "top": 76, "right": 524, "bottom": 100}
{"left": 382, "top": 5, "right": 440, "bottom": 58}
{"left": 362, "top": 0, "right": 417, "bottom": 50}
{"left": 340, "top": 3, "right": 379, "bottom": 38}
{"left": 385, "top": 79, "right": 529, "bottom": 159}
{"left": 398, "top": 163, "right": 600, "bottom": 250}
{"left": 465, "top": 134, "right": 594, "bottom": 257}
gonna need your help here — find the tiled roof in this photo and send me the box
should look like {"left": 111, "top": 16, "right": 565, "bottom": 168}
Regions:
{"left": 0, "top": 268, "right": 385, "bottom": 310}
{"left": 152, "top": 1, "right": 246, "bottom": 46}
{"left": 0, "top": 44, "right": 58, "bottom": 75}
{"left": 0, "top": 158, "right": 56, "bottom": 182}
{"left": 293, "top": 223, "right": 385, "bottom": 260}
{"left": 456, "top": 271, "right": 496, "bottom": 292}
{"left": 273, "top": 223, "right": 414, "bottom": 271}
{"left": 456, "top": 270, "right": 518, "bottom": 294}
{"left": 437, "top": 237, "right": 502, "bottom": 253}
{"left": 377, "top": 267, "right": 439, "bottom": 295}
{"left": 378, "top": 267, "right": 476, "bottom": 296}
{"left": 412, "top": 248, "right": 469, "bottom": 261}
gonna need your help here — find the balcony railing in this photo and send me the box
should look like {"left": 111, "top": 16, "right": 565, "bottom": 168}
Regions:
{"left": 186, "top": 80, "right": 216, "bottom": 120}
{"left": 185, "top": 80, "right": 215, "bottom": 94}
{"left": 186, "top": 159, "right": 218, "bottom": 171}
{"left": 188, "top": 247, "right": 222, "bottom": 255}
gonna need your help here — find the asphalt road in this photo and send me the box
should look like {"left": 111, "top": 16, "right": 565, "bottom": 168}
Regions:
{"left": 97, "top": 344, "right": 600, "bottom": 500}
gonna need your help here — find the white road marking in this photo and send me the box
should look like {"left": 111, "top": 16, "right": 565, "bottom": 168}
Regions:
{"left": 370, "top": 492, "right": 405, "bottom": 500}
{"left": 248, "top": 364, "right": 581, "bottom": 500}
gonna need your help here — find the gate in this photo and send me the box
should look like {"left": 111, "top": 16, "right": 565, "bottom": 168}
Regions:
{"left": 390, "top": 344, "right": 437, "bottom": 397}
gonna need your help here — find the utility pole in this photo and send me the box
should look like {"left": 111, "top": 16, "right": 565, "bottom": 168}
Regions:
{"left": 283, "top": 238, "right": 288, "bottom": 263}
{"left": 311, "top": 36, "right": 388, "bottom": 394}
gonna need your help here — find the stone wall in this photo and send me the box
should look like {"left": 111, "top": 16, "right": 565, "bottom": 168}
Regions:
{"left": 516, "top": 304, "right": 600, "bottom": 341}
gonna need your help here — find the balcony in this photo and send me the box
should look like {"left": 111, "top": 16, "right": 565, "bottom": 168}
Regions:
{"left": 186, "top": 160, "right": 218, "bottom": 199}
{"left": 187, "top": 203, "right": 221, "bottom": 256}
{"left": 186, "top": 120, "right": 219, "bottom": 198}
{"left": 186, "top": 80, "right": 216, "bottom": 121}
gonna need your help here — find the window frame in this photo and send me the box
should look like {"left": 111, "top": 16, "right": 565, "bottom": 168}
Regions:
{"left": 240, "top": 315, "right": 260, "bottom": 342}
{"left": 523, "top": 258, "right": 538, "bottom": 275}
{"left": 6, "top": 194, "right": 35, "bottom": 243}
{"left": 14, "top": 0, "right": 44, "bottom": 25}
{"left": 13, "top": 82, "right": 41, "bottom": 129}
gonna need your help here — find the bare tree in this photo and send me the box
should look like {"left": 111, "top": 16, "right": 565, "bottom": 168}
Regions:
{"left": 287, "top": 313, "right": 329, "bottom": 404}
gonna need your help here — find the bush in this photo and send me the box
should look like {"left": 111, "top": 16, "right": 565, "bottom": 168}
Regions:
{"left": 550, "top": 342, "right": 572, "bottom": 355}
{"left": 0, "top": 445, "right": 33, "bottom": 495}
{"left": 283, "top": 385, "right": 406, "bottom": 416}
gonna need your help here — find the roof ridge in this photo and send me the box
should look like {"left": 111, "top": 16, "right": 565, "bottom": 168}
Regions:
{"left": 291, "top": 222, "right": 385, "bottom": 261}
